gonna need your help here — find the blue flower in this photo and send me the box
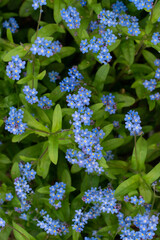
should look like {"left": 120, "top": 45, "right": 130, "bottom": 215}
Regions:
{"left": 6, "top": 55, "right": 26, "bottom": 81}
{"left": 124, "top": 110, "right": 142, "bottom": 136}
{"left": 3, "top": 17, "right": 19, "bottom": 33}
{"left": 61, "top": 7, "right": 81, "bottom": 29}
{"left": 32, "top": 0, "right": 47, "bottom": 10}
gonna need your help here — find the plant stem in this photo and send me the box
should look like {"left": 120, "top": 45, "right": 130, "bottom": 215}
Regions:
{"left": 150, "top": 186, "right": 156, "bottom": 217}
{"left": 134, "top": 133, "right": 138, "bottom": 171}
{"left": 6, "top": 224, "right": 29, "bottom": 240}
{"left": 27, "top": 128, "right": 50, "bottom": 135}
{"left": 32, "top": 6, "right": 42, "bottom": 88}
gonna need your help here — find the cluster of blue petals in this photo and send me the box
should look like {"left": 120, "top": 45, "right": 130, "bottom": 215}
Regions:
{"left": 118, "top": 211, "right": 158, "bottom": 240}
{"left": 49, "top": 182, "right": 66, "bottom": 209}
{"left": 143, "top": 59, "right": 160, "bottom": 100}
{"left": 14, "top": 163, "right": 36, "bottom": 220}
{"left": 61, "top": 7, "right": 81, "bottom": 29}
{"left": 6, "top": 55, "right": 26, "bottom": 80}
{"left": 48, "top": 71, "right": 60, "bottom": 83}
{"left": 65, "top": 86, "right": 105, "bottom": 174}
{"left": 23, "top": 85, "right": 38, "bottom": 104}
{"left": 3, "top": 17, "right": 19, "bottom": 33}
{"left": 101, "top": 93, "right": 117, "bottom": 114}
{"left": 36, "top": 210, "right": 69, "bottom": 236}
{"left": 32, "top": 0, "right": 47, "bottom": 10}
{"left": 30, "top": 37, "right": 62, "bottom": 57}
{"left": 124, "top": 110, "right": 142, "bottom": 136}
{"left": 72, "top": 187, "right": 118, "bottom": 232}
{"left": 124, "top": 195, "right": 145, "bottom": 205}
{"left": 0, "top": 218, "right": 5, "bottom": 232}
{"left": 23, "top": 85, "right": 52, "bottom": 109}
{"left": 5, "top": 107, "right": 27, "bottom": 135}
{"left": 151, "top": 32, "right": 160, "bottom": 45}
{"left": 60, "top": 66, "right": 83, "bottom": 92}
{"left": 104, "top": 150, "right": 114, "bottom": 161}
{"left": 128, "top": 0, "right": 153, "bottom": 10}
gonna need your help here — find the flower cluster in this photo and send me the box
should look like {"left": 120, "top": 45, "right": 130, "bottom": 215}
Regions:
{"left": 112, "top": 0, "right": 127, "bottom": 14}
{"left": 124, "top": 110, "right": 142, "bottom": 136}
{"left": 72, "top": 187, "right": 118, "bottom": 232}
{"left": 84, "top": 238, "right": 98, "bottom": 240}
{"left": 128, "top": 0, "right": 153, "bottom": 10}
{"left": 48, "top": 71, "right": 60, "bottom": 83}
{"left": 60, "top": 66, "right": 83, "bottom": 92}
{"left": 49, "top": 182, "right": 66, "bottom": 209}
{"left": 98, "top": 7, "right": 140, "bottom": 36}
{"left": 66, "top": 87, "right": 105, "bottom": 174}
{"left": 23, "top": 85, "right": 38, "bottom": 104}
{"left": 80, "top": 29, "right": 117, "bottom": 64}
{"left": 124, "top": 195, "right": 145, "bottom": 205}
{"left": 151, "top": 32, "right": 160, "bottom": 45}
{"left": 32, "top": 0, "right": 47, "bottom": 10}
{"left": 23, "top": 85, "right": 52, "bottom": 109}
{"left": 37, "top": 96, "right": 52, "bottom": 109}
{"left": 61, "top": 7, "right": 81, "bottom": 29}
{"left": 30, "top": 37, "right": 62, "bottom": 57}
{"left": 89, "top": 21, "right": 98, "bottom": 31}
{"left": 14, "top": 163, "right": 36, "bottom": 219}
{"left": 117, "top": 211, "right": 159, "bottom": 240}
{"left": 36, "top": 210, "right": 69, "bottom": 236}
{"left": 78, "top": 0, "right": 87, "bottom": 6}
{"left": 5, "top": 107, "right": 27, "bottom": 135}
{"left": 0, "top": 218, "right": 5, "bottom": 232}
{"left": 3, "top": 17, "right": 19, "bottom": 33}
{"left": 143, "top": 79, "right": 157, "bottom": 92}
{"left": 104, "top": 150, "right": 114, "bottom": 161}
{"left": 143, "top": 59, "right": 160, "bottom": 100}
{"left": 6, "top": 55, "right": 26, "bottom": 80}
{"left": 101, "top": 93, "right": 117, "bottom": 114}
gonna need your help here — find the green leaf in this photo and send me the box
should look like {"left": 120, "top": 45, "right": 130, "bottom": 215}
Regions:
{"left": 51, "top": 104, "right": 62, "bottom": 132}
{"left": 90, "top": 103, "right": 103, "bottom": 112}
{"left": 131, "top": 136, "right": 147, "bottom": 171}
{"left": 143, "top": 162, "right": 160, "bottom": 184}
{"left": 121, "top": 39, "right": 135, "bottom": 66}
{"left": 36, "top": 142, "right": 51, "bottom": 178}
{"left": 142, "top": 50, "right": 157, "bottom": 69}
{"left": 48, "top": 135, "right": 59, "bottom": 165}
{"left": 48, "top": 86, "right": 65, "bottom": 102}
{"left": 102, "top": 138, "right": 124, "bottom": 151}
{"left": 61, "top": 168, "right": 71, "bottom": 187}
{"left": 114, "top": 174, "right": 140, "bottom": 198}
{"left": 53, "top": 0, "right": 65, "bottom": 23}
{"left": 31, "top": 24, "right": 65, "bottom": 42}
{"left": 91, "top": 3, "right": 102, "bottom": 14}
{"left": 12, "top": 130, "right": 34, "bottom": 143}
{"left": 93, "top": 64, "right": 110, "bottom": 91}
{"left": 0, "top": 154, "right": 11, "bottom": 164}
{"left": 71, "top": 164, "right": 82, "bottom": 174}
{"left": 19, "top": 0, "right": 34, "bottom": 17}
{"left": 81, "top": 173, "right": 99, "bottom": 192}
{"left": 72, "top": 230, "right": 80, "bottom": 240}
{"left": 115, "top": 93, "right": 135, "bottom": 108}
{"left": 12, "top": 221, "right": 36, "bottom": 240}
{"left": 35, "top": 70, "right": 46, "bottom": 80}
{"left": 23, "top": 109, "right": 50, "bottom": 136}
{"left": 139, "top": 182, "right": 152, "bottom": 203}
{"left": 3, "top": 45, "right": 30, "bottom": 62}
{"left": 102, "top": 124, "right": 113, "bottom": 141}
{"left": 6, "top": 28, "right": 13, "bottom": 43}
{"left": 17, "top": 74, "right": 33, "bottom": 85}
{"left": 37, "top": 186, "right": 50, "bottom": 194}
{"left": 59, "top": 47, "right": 76, "bottom": 58}
{"left": 151, "top": 1, "right": 160, "bottom": 23}
{"left": 11, "top": 162, "right": 20, "bottom": 180}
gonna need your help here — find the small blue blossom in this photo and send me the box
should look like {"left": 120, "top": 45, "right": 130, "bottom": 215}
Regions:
{"left": 49, "top": 182, "right": 66, "bottom": 209}
{"left": 124, "top": 110, "right": 142, "bottom": 136}
{"left": 128, "top": 0, "right": 153, "bottom": 10}
{"left": 3, "top": 17, "right": 19, "bottom": 33}
{"left": 143, "top": 79, "right": 157, "bottom": 92}
{"left": 104, "top": 150, "right": 114, "bottom": 161}
{"left": 0, "top": 218, "right": 5, "bottom": 232}
{"left": 6, "top": 193, "right": 13, "bottom": 201}
{"left": 101, "top": 93, "right": 117, "bottom": 114}
{"left": 5, "top": 107, "right": 27, "bottom": 135}
{"left": 30, "top": 37, "right": 62, "bottom": 57}
{"left": 151, "top": 32, "right": 160, "bottom": 45}
{"left": 23, "top": 85, "right": 39, "bottom": 104}
{"left": 6, "top": 55, "right": 26, "bottom": 80}
{"left": 32, "top": 0, "right": 47, "bottom": 10}
{"left": 61, "top": 7, "right": 81, "bottom": 29}
{"left": 48, "top": 71, "right": 60, "bottom": 83}
{"left": 37, "top": 96, "right": 52, "bottom": 109}
{"left": 113, "top": 121, "right": 119, "bottom": 128}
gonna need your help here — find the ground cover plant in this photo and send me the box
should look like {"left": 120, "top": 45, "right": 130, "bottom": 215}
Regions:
{"left": 1, "top": 0, "right": 160, "bottom": 239}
